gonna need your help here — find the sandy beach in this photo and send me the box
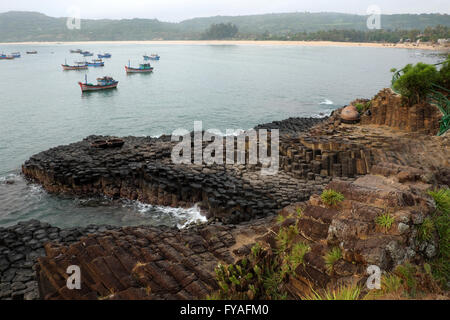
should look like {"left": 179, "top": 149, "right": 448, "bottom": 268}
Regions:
{"left": 0, "top": 40, "right": 448, "bottom": 51}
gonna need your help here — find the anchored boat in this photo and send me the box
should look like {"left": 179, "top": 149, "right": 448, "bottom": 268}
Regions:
{"left": 125, "top": 61, "right": 154, "bottom": 73}
{"left": 78, "top": 75, "right": 118, "bottom": 92}
{"left": 81, "top": 51, "right": 93, "bottom": 57}
{"left": 62, "top": 60, "right": 88, "bottom": 70}
{"left": 98, "top": 53, "right": 112, "bottom": 58}
{"left": 70, "top": 49, "right": 83, "bottom": 53}
{"left": 143, "top": 54, "right": 160, "bottom": 61}
{"left": 26, "top": 51, "right": 37, "bottom": 54}
{"left": 86, "top": 59, "right": 105, "bottom": 67}
{"left": 11, "top": 52, "right": 21, "bottom": 58}
{"left": 0, "top": 54, "right": 14, "bottom": 60}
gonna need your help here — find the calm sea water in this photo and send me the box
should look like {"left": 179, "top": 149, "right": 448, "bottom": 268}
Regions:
{"left": 0, "top": 43, "right": 441, "bottom": 227}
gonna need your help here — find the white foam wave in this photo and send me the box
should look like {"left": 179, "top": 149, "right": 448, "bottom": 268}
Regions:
{"left": 0, "top": 173, "right": 21, "bottom": 183}
{"left": 127, "top": 201, "right": 207, "bottom": 229}
{"left": 319, "top": 99, "right": 334, "bottom": 105}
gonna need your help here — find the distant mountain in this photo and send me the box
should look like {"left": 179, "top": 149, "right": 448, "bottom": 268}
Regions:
{"left": 0, "top": 11, "right": 449, "bottom": 42}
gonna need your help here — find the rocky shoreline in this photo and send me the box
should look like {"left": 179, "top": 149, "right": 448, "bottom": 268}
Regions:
{"left": 0, "top": 220, "right": 118, "bottom": 299}
{"left": 1, "top": 89, "right": 449, "bottom": 300}
{"left": 21, "top": 117, "right": 329, "bottom": 225}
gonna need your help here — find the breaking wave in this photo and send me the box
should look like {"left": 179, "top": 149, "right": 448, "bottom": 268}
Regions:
{"left": 319, "top": 99, "right": 334, "bottom": 105}
{"left": 125, "top": 201, "right": 207, "bottom": 229}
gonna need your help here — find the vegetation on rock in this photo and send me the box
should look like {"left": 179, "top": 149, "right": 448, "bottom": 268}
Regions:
{"left": 210, "top": 212, "right": 310, "bottom": 300}
{"left": 324, "top": 247, "right": 342, "bottom": 274}
{"left": 426, "top": 188, "right": 450, "bottom": 288}
{"left": 392, "top": 63, "right": 440, "bottom": 104}
{"left": 375, "top": 212, "right": 395, "bottom": 232}
{"left": 320, "top": 189, "right": 345, "bottom": 207}
{"left": 391, "top": 55, "right": 450, "bottom": 105}
{"left": 303, "top": 283, "right": 362, "bottom": 300}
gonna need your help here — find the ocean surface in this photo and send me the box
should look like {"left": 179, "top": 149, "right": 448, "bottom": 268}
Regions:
{"left": 0, "top": 43, "right": 442, "bottom": 228}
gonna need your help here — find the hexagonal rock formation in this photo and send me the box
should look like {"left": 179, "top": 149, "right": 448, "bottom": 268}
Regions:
{"left": 360, "top": 89, "right": 442, "bottom": 135}
{"left": 22, "top": 128, "right": 333, "bottom": 225}
{"left": 276, "top": 167, "right": 442, "bottom": 297}
{"left": 35, "top": 219, "right": 272, "bottom": 300}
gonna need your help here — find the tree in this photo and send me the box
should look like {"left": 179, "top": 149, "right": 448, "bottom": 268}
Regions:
{"left": 392, "top": 63, "right": 440, "bottom": 105}
{"left": 202, "top": 23, "right": 239, "bottom": 40}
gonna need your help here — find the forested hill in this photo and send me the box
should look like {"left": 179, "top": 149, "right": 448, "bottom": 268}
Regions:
{"left": 0, "top": 11, "right": 449, "bottom": 42}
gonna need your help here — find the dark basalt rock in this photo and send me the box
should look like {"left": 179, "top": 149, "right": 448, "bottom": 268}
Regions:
{"left": 0, "top": 220, "right": 118, "bottom": 300}
{"left": 22, "top": 118, "right": 332, "bottom": 225}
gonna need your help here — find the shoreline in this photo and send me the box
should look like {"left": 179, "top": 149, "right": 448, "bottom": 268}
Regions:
{"left": 0, "top": 40, "right": 447, "bottom": 51}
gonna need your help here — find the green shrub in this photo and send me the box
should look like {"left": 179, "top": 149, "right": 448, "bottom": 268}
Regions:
{"left": 303, "top": 283, "right": 361, "bottom": 300}
{"left": 417, "top": 217, "right": 435, "bottom": 242}
{"left": 427, "top": 188, "right": 450, "bottom": 288}
{"left": 321, "top": 189, "right": 345, "bottom": 207}
{"left": 428, "top": 188, "right": 450, "bottom": 214}
{"left": 392, "top": 62, "right": 440, "bottom": 105}
{"left": 210, "top": 243, "right": 289, "bottom": 300}
{"left": 364, "top": 273, "right": 404, "bottom": 299}
{"left": 324, "top": 247, "right": 342, "bottom": 274}
{"left": 276, "top": 214, "right": 287, "bottom": 224}
{"left": 355, "top": 103, "right": 365, "bottom": 113}
{"left": 276, "top": 225, "right": 299, "bottom": 253}
{"left": 395, "top": 263, "right": 418, "bottom": 297}
{"left": 288, "top": 242, "right": 310, "bottom": 269}
{"left": 375, "top": 212, "right": 395, "bottom": 232}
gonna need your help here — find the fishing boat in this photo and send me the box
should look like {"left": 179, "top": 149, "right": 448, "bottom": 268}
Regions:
{"left": 125, "top": 61, "right": 154, "bottom": 73}
{"left": 86, "top": 59, "right": 105, "bottom": 67}
{"left": 26, "top": 51, "right": 37, "bottom": 54}
{"left": 11, "top": 52, "right": 21, "bottom": 58}
{"left": 143, "top": 54, "right": 160, "bottom": 61}
{"left": 70, "top": 49, "right": 83, "bottom": 53}
{"left": 78, "top": 75, "right": 118, "bottom": 92}
{"left": 81, "top": 51, "right": 93, "bottom": 57}
{"left": 62, "top": 60, "right": 88, "bottom": 70}
{"left": 98, "top": 53, "right": 112, "bottom": 58}
{"left": 0, "top": 54, "right": 14, "bottom": 60}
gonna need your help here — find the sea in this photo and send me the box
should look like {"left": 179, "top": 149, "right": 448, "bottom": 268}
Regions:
{"left": 0, "top": 43, "right": 443, "bottom": 228}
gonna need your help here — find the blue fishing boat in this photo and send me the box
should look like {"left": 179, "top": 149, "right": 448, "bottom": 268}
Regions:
{"left": 98, "top": 53, "right": 112, "bottom": 58}
{"left": 0, "top": 54, "right": 14, "bottom": 60}
{"left": 143, "top": 54, "right": 160, "bottom": 61}
{"left": 86, "top": 59, "right": 105, "bottom": 67}
{"left": 81, "top": 51, "right": 93, "bottom": 57}
{"left": 11, "top": 52, "right": 21, "bottom": 58}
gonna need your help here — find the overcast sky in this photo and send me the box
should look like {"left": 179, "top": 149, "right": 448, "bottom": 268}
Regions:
{"left": 1, "top": 0, "right": 449, "bottom": 22}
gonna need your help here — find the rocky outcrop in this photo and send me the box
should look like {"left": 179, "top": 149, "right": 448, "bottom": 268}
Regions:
{"left": 254, "top": 117, "right": 326, "bottom": 136}
{"left": 277, "top": 168, "right": 442, "bottom": 298}
{"left": 0, "top": 220, "right": 117, "bottom": 300}
{"left": 22, "top": 121, "right": 332, "bottom": 225}
{"left": 360, "top": 88, "right": 442, "bottom": 135}
{"left": 35, "top": 218, "right": 272, "bottom": 300}
{"left": 12, "top": 89, "right": 450, "bottom": 300}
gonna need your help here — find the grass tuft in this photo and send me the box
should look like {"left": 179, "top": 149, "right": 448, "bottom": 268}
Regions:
{"left": 303, "top": 283, "right": 361, "bottom": 300}
{"left": 417, "top": 217, "right": 435, "bottom": 242}
{"left": 375, "top": 212, "right": 395, "bottom": 232}
{"left": 321, "top": 189, "right": 344, "bottom": 207}
{"left": 324, "top": 247, "right": 342, "bottom": 274}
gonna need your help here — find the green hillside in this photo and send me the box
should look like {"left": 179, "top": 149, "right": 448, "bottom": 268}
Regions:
{"left": 0, "top": 11, "right": 449, "bottom": 42}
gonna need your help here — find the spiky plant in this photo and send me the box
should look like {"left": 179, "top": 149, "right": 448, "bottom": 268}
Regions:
{"left": 321, "top": 189, "right": 345, "bottom": 207}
